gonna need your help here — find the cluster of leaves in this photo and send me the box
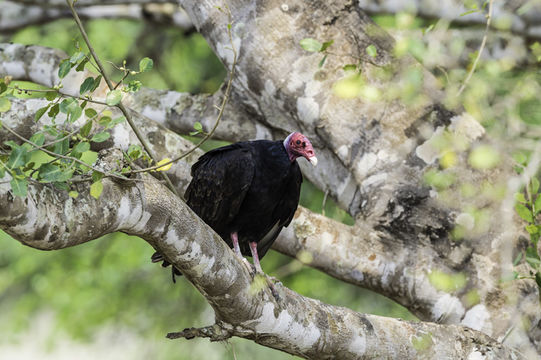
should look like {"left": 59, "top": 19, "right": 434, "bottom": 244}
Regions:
{"left": 514, "top": 158, "right": 541, "bottom": 289}
{"left": 0, "top": 49, "right": 158, "bottom": 199}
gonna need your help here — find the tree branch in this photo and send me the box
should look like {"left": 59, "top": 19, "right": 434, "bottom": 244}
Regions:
{"left": 0, "top": 147, "right": 523, "bottom": 359}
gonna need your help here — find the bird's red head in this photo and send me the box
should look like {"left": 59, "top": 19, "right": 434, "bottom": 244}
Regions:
{"left": 283, "top": 132, "right": 318, "bottom": 166}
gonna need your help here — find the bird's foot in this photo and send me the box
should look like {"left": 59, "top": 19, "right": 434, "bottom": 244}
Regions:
{"left": 250, "top": 272, "right": 280, "bottom": 302}
{"left": 240, "top": 257, "right": 256, "bottom": 276}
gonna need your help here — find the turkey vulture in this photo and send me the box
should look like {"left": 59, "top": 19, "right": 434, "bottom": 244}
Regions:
{"left": 153, "top": 132, "right": 317, "bottom": 286}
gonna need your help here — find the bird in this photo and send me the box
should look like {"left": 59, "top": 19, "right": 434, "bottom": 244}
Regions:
{"left": 152, "top": 132, "right": 317, "bottom": 293}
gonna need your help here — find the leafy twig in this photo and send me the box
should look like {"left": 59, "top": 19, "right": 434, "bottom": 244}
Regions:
{"left": 65, "top": 0, "right": 179, "bottom": 197}
{"left": 130, "top": 6, "right": 238, "bottom": 174}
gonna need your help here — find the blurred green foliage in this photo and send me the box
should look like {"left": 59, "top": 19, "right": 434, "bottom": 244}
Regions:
{"left": 0, "top": 14, "right": 414, "bottom": 360}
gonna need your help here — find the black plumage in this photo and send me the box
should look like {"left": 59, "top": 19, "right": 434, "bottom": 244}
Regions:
{"left": 185, "top": 140, "right": 302, "bottom": 260}
{"left": 152, "top": 132, "right": 317, "bottom": 284}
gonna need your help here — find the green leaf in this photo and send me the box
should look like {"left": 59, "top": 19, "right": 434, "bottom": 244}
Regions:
{"left": 193, "top": 122, "right": 203, "bottom": 131}
{"left": 38, "top": 163, "right": 63, "bottom": 182}
{"left": 98, "top": 116, "right": 112, "bottom": 127}
{"left": 531, "top": 178, "right": 540, "bottom": 195}
{"left": 85, "top": 108, "right": 98, "bottom": 119}
{"left": 7, "top": 146, "right": 28, "bottom": 169}
{"left": 139, "top": 57, "right": 154, "bottom": 73}
{"left": 69, "top": 52, "right": 85, "bottom": 64}
{"left": 29, "top": 133, "right": 45, "bottom": 147}
{"left": 75, "top": 58, "right": 88, "bottom": 72}
{"left": 107, "top": 116, "right": 125, "bottom": 129}
{"left": 535, "top": 195, "right": 541, "bottom": 215}
{"left": 91, "top": 131, "right": 110, "bottom": 143}
{"left": 320, "top": 40, "right": 334, "bottom": 52}
{"left": 0, "top": 97, "right": 11, "bottom": 113}
{"left": 106, "top": 90, "right": 122, "bottom": 106}
{"left": 53, "top": 136, "right": 69, "bottom": 155}
{"left": 35, "top": 105, "right": 50, "bottom": 122}
{"left": 0, "top": 165, "right": 5, "bottom": 179}
{"left": 366, "top": 44, "right": 378, "bottom": 57}
{"left": 515, "top": 203, "right": 534, "bottom": 223}
{"left": 79, "top": 77, "right": 96, "bottom": 94}
{"left": 10, "top": 177, "right": 28, "bottom": 197}
{"left": 526, "top": 224, "right": 539, "bottom": 234}
{"left": 513, "top": 252, "right": 523, "bottom": 266}
{"left": 468, "top": 145, "right": 500, "bottom": 170}
{"left": 45, "top": 91, "right": 58, "bottom": 101}
{"left": 90, "top": 75, "right": 102, "bottom": 92}
{"left": 515, "top": 192, "right": 527, "bottom": 203}
{"left": 343, "top": 64, "right": 357, "bottom": 72}
{"left": 92, "top": 171, "right": 104, "bottom": 183}
{"left": 128, "top": 145, "right": 141, "bottom": 160}
{"left": 318, "top": 55, "right": 328, "bottom": 68}
{"left": 73, "top": 141, "right": 90, "bottom": 153}
{"left": 69, "top": 190, "right": 79, "bottom": 198}
{"left": 90, "top": 180, "right": 103, "bottom": 199}
{"left": 48, "top": 103, "right": 59, "bottom": 118}
{"left": 59, "top": 98, "right": 77, "bottom": 114}
{"left": 126, "top": 80, "right": 142, "bottom": 92}
{"left": 58, "top": 59, "right": 72, "bottom": 79}
{"left": 0, "top": 82, "right": 7, "bottom": 95}
{"left": 299, "top": 38, "right": 322, "bottom": 52}
{"left": 68, "top": 104, "right": 82, "bottom": 123}
{"left": 80, "top": 121, "right": 93, "bottom": 138}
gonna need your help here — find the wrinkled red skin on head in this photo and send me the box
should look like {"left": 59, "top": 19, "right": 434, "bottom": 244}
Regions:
{"left": 285, "top": 132, "right": 316, "bottom": 163}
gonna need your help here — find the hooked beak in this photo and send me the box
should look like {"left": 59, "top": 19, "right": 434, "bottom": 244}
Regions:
{"left": 308, "top": 156, "right": 318, "bottom": 166}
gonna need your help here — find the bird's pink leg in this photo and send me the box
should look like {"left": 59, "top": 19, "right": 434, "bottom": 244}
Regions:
{"left": 231, "top": 232, "right": 242, "bottom": 257}
{"left": 249, "top": 241, "right": 263, "bottom": 273}
{"left": 231, "top": 232, "right": 254, "bottom": 273}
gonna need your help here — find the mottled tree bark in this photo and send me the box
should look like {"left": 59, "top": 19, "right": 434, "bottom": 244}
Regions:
{"left": 0, "top": 0, "right": 539, "bottom": 358}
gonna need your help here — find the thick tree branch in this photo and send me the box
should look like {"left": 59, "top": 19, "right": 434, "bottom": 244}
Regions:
{"left": 0, "top": 1, "right": 193, "bottom": 33}
{"left": 0, "top": 146, "right": 522, "bottom": 359}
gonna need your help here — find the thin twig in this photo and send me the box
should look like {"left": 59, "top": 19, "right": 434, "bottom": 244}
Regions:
{"left": 457, "top": 0, "right": 494, "bottom": 96}
{"left": 130, "top": 7, "right": 238, "bottom": 174}
{"left": 66, "top": 0, "right": 179, "bottom": 197}
{"left": 9, "top": 87, "right": 109, "bottom": 106}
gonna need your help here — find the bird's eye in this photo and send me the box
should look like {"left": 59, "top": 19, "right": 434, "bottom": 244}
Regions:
{"left": 295, "top": 140, "right": 301, "bottom": 145}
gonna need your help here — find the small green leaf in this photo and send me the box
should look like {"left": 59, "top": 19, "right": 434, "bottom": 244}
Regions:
{"left": 98, "top": 116, "right": 112, "bottom": 127}
{"left": 139, "top": 57, "right": 154, "bottom": 73}
{"left": 69, "top": 52, "right": 85, "bottom": 64}
{"left": 53, "top": 137, "right": 69, "bottom": 155}
{"left": 535, "top": 195, "right": 541, "bottom": 215}
{"left": 45, "top": 91, "right": 58, "bottom": 101}
{"left": 531, "top": 178, "right": 540, "bottom": 195}
{"left": 318, "top": 55, "right": 328, "bottom": 68}
{"left": 108, "top": 116, "right": 125, "bottom": 128}
{"left": 10, "top": 177, "right": 28, "bottom": 197}
{"left": 48, "top": 103, "right": 59, "bottom": 118}
{"left": 515, "top": 203, "right": 533, "bottom": 223}
{"left": 0, "top": 166, "right": 5, "bottom": 179}
{"left": 468, "top": 146, "right": 500, "bottom": 170}
{"left": 58, "top": 59, "right": 72, "bottom": 79}
{"left": 29, "top": 133, "right": 45, "bottom": 146}
{"left": 0, "top": 82, "right": 7, "bottom": 95}
{"left": 69, "top": 190, "right": 79, "bottom": 198}
{"left": 193, "top": 122, "right": 203, "bottom": 131}
{"left": 126, "top": 80, "right": 142, "bottom": 92}
{"left": 343, "top": 64, "right": 357, "bottom": 72}
{"left": 91, "top": 131, "right": 110, "bottom": 143}
{"left": 515, "top": 193, "right": 527, "bottom": 203}
{"left": 59, "top": 98, "right": 77, "bottom": 114}
{"left": 320, "top": 40, "right": 334, "bottom": 52}
{"left": 35, "top": 106, "right": 50, "bottom": 122}
{"left": 90, "top": 75, "right": 102, "bottom": 92}
{"left": 0, "top": 97, "right": 11, "bottom": 113}
{"left": 106, "top": 90, "right": 122, "bottom": 106}
{"left": 73, "top": 141, "right": 90, "bottom": 153}
{"left": 91, "top": 171, "right": 104, "bottom": 183}
{"left": 513, "top": 252, "right": 523, "bottom": 266}
{"left": 85, "top": 108, "right": 98, "bottom": 119}
{"left": 79, "top": 77, "right": 96, "bottom": 94}
{"left": 80, "top": 121, "right": 93, "bottom": 138}
{"left": 300, "top": 38, "right": 322, "bottom": 52}
{"left": 38, "top": 163, "right": 63, "bottom": 182}
{"left": 526, "top": 224, "right": 539, "bottom": 234}
{"left": 366, "top": 44, "right": 378, "bottom": 57}
{"left": 7, "top": 146, "right": 28, "bottom": 169}
{"left": 68, "top": 104, "right": 82, "bottom": 123}
{"left": 75, "top": 58, "right": 88, "bottom": 72}
{"left": 90, "top": 180, "right": 103, "bottom": 199}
